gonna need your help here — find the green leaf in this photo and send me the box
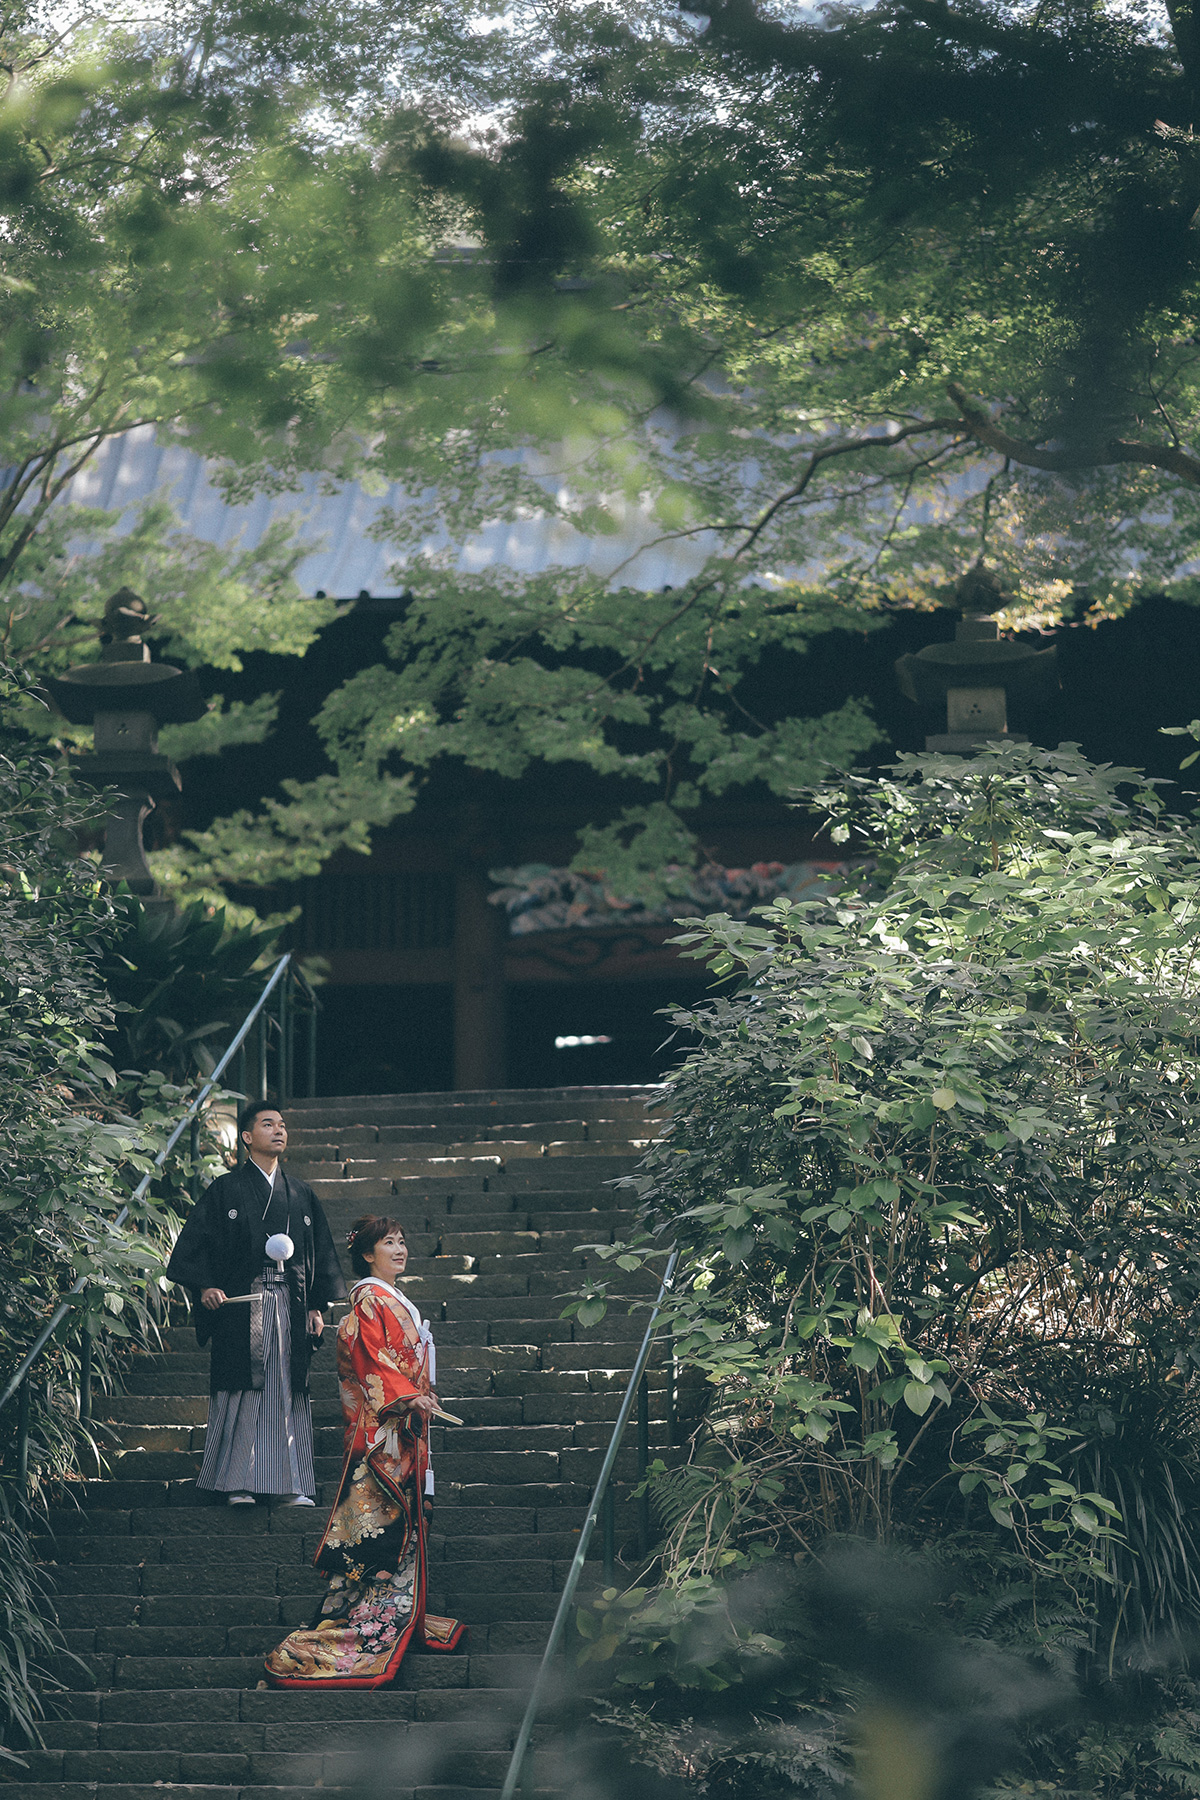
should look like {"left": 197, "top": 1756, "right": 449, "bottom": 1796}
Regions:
{"left": 722, "top": 1226, "right": 756, "bottom": 1265}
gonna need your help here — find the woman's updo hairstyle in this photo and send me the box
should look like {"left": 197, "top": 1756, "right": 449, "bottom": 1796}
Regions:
{"left": 346, "top": 1215, "right": 405, "bottom": 1278}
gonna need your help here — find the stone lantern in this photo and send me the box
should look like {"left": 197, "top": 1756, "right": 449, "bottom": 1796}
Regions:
{"left": 46, "top": 589, "right": 205, "bottom": 898}
{"left": 894, "top": 564, "right": 1058, "bottom": 751}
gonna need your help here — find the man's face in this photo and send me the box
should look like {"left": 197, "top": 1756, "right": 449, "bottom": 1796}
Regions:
{"left": 243, "top": 1110, "right": 287, "bottom": 1158}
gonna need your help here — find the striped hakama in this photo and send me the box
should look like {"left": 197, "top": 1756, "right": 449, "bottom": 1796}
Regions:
{"left": 197, "top": 1268, "right": 316, "bottom": 1499}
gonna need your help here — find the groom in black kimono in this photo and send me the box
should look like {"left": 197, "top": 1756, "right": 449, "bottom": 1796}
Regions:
{"left": 166, "top": 1102, "right": 346, "bottom": 1506}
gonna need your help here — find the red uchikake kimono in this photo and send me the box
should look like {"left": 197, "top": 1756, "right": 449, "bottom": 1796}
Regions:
{"left": 264, "top": 1279, "right": 465, "bottom": 1687}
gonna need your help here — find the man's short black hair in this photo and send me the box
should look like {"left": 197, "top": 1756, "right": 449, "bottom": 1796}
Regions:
{"left": 238, "top": 1100, "right": 285, "bottom": 1139}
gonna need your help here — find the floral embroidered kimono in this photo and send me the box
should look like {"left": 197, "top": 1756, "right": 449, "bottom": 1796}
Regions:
{"left": 264, "top": 1278, "right": 465, "bottom": 1687}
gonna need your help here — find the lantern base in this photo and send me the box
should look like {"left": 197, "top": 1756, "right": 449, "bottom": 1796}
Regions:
{"left": 925, "top": 732, "right": 1029, "bottom": 754}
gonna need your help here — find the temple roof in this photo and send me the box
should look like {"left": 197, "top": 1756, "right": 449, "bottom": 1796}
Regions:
{"left": 56, "top": 426, "right": 715, "bottom": 597}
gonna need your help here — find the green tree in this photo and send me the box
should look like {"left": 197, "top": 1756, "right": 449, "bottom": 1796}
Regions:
{"left": 22, "top": 0, "right": 1200, "bottom": 901}
{"left": 0, "top": 0, "right": 519, "bottom": 893}
{"left": 575, "top": 745, "right": 1200, "bottom": 1653}
{"left": 284, "top": 0, "right": 1200, "bottom": 886}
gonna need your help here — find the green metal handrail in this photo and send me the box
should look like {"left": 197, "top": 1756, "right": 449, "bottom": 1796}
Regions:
{"left": 499, "top": 1245, "right": 680, "bottom": 1800}
{"left": 0, "top": 951, "right": 320, "bottom": 1462}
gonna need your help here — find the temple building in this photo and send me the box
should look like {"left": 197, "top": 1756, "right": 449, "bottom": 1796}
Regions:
{"left": 53, "top": 428, "right": 1192, "bottom": 1092}
{"left": 51, "top": 430, "right": 867, "bottom": 1092}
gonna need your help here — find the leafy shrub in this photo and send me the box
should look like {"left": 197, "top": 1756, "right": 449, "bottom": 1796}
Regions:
{"left": 0, "top": 1486, "right": 70, "bottom": 1769}
{"left": 100, "top": 896, "right": 280, "bottom": 1080}
{"left": 569, "top": 743, "right": 1200, "bottom": 1794}
{"left": 590, "top": 747, "right": 1192, "bottom": 1570}
{"left": 0, "top": 668, "right": 231, "bottom": 1756}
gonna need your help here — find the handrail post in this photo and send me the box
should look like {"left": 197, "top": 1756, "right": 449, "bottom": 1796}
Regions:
{"left": 257, "top": 1002, "right": 268, "bottom": 1101}
{"left": 637, "top": 1372, "right": 650, "bottom": 1557}
{"left": 602, "top": 1484, "right": 615, "bottom": 1585}
{"left": 279, "top": 968, "right": 291, "bottom": 1104}
{"left": 235, "top": 1043, "right": 247, "bottom": 1163}
{"left": 189, "top": 1116, "right": 201, "bottom": 1203}
{"left": 16, "top": 1377, "right": 30, "bottom": 1492}
{"left": 79, "top": 1327, "right": 93, "bottom": 1427}
{"left": 306, "top": 993, "right": 317, "bottom": 1098}
{"left": 499, "top": 1248, "right": 679, "bottom": 1800}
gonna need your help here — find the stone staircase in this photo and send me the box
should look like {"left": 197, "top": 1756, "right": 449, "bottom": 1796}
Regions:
{"left": 14, "top": 1087, "right": 686, "bottom": 1800}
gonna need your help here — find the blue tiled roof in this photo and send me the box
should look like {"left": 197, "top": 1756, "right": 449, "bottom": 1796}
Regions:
{"left": 55, "top": 426, "right": 716, "bottom": 597}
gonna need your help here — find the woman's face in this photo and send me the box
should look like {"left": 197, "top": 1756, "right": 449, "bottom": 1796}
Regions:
{"left": 363, "top": 1230, "right": 407, "bottom": 1283}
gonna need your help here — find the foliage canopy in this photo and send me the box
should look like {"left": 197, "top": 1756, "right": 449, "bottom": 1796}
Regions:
{"left": 16, "top": 0, "right": 1200, "bottom": 894}
{"left": 274, "top": 0, "right": 1200, "bottom": 884}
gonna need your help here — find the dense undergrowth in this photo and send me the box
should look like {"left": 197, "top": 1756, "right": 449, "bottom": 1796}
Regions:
{"left": 569, "top": 744, "right": 1200, "bottom": 1798}
{"left": 0, "top": 668, "right": 263, "bottom": 1761}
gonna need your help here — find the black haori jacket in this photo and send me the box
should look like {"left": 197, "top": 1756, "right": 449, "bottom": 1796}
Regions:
{"left": 165, "top": 1164, "right": 347, "bottom": 1396}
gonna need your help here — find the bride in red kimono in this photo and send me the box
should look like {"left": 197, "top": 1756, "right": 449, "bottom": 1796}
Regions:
{"left": 264, "top": 1216, "right": 465, "bottom": 1687}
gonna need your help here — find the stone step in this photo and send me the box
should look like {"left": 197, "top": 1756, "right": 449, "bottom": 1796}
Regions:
{"left": 39, "top": 1483, "right": 645, "bottom": 1558}
{"left": 353, "top": 1157, "right": 506, "bottom": 1181}
{"left": 287, "top": 1115, "right": 657, "bottom": 1146}
{"left": 323, "top": 1193, "right": 636, "bottom": 1221}
{"left": 46, "top": 1543, "right": 591, "bottom": 1600}
{"left": 287, "top": 1123, "right": 655, "bottom": 1159}
{"left": 117, "top": 1361, "right": 670, "bottom": 1400}
{"left": 310, "top": 1163, "right": 636, "bottom": 1201}
{"left": 0, "top": 1787, "right": 521, "bottom": 1800}
{"left": 51, "top": 1679, "right": 528, "bottom": 1723}
{"left": 3, "top": 1786, "right": 543, "bottom": 1800}
{"left": 290, "top": 1138, "right": 651, "bottom": 1181}
{"left": 104, "top": 1413, "right": 674, "bottom": 1460}
{"left": 421, "top": 1231, "right": 544, "bottom": 1255}
{"left": 285, "top": 1085, "right": 660, "bottom": 1116}
{"left": 21, "top": 1088, "right": 669, "bottom": 1800}
{"left": 450, "top": 1210, "right": 635, "bottom": 1234}
{"left": 134, "top": 1341, "right": 548, "bottom": 1372}
{"left": 38, "top": 1691, "right": 526, "bottom": 1749}
{"left": 66, "top": 1616, "right": 545, "bottom": 1659}
{"left": 117, "top": 1361, "right": 645, "bottom": 1400}
{"left": 100, "top": 1397, "right": 211, "bottom": 1425}
{"left": 43, "top": 1642, "right": 536, "bottom": 1692}
{"left": 423, "top": 1593, "right": 560, "bottom": 1624}
{"left": 17, "top": 1740, "right": 515, "bottom": 1786}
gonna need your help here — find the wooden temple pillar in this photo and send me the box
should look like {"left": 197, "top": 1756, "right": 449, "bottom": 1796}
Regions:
{"left": 453, "top": 862, "right": 507, "bottom": 1090}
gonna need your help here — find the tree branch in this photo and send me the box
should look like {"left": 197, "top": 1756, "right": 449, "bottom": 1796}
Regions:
{"left": 947, "top": 380, "right": 1200, "bottom": 485}
{"left": 736, "top": 415, "right": 966, "bottom": 556}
